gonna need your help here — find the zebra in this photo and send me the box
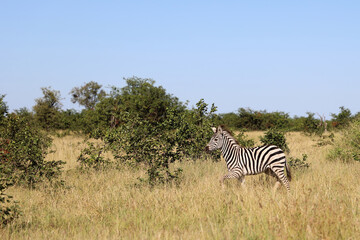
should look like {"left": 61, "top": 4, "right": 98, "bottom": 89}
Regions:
{"left": 205, "top": 125, "right": 291, "bottom": 191}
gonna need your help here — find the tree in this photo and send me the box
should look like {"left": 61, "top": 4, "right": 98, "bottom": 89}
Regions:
{"left": 33, "top": 87, "right": 62, "bottom": 129}
{"left": 117, "top": 77, "right": 183, "bottom": 123}
{"left": 331, "top": 106, "right": 352, "bottom": 128}
{"left": 70, "top": 81, "right": 106, "bottom": 110}
{"left": 302, "top": 112, "right": 320, "bottom": 134}
{"left": 78, "top": 77, "right": 218, "bottom": 185}
{"left": 220, "top": 112, "right": 240, "bottom": 128}
{"left": 0, "top": 95, "right": 8, "bottom": 123}
{"left": 236, "top": 108, "right": 290, "bottom": 130}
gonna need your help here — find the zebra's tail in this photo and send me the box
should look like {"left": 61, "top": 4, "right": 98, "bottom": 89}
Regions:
{"left": 285, "top": 160, "right": 292, "bottom": 182}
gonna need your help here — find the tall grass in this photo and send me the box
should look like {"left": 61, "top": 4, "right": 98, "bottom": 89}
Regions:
{"left": 1, "top": 132, "right": 359, "bottom": 239}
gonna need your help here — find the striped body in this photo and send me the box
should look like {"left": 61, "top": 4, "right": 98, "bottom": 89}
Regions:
{"left": 205, "top": 125, "right": 291, "bottom": 191}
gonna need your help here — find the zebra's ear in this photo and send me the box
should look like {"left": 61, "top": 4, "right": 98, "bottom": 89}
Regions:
{"left": 211, "top": 127, "right": 217, "bottom": 133}
{"left": 217, "top": 125, "right": 223, "bottom": 133}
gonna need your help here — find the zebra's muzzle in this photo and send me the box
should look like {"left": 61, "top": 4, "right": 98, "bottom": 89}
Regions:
{"left": 204, "top": 146, "right": 210, "bottom": 153}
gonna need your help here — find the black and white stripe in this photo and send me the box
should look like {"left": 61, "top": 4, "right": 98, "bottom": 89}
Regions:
{"left": 205, "top": 125, "right": 291, "bottom": 191}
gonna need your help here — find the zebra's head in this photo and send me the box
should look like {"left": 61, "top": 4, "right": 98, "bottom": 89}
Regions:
{"left": 205, "top": 126, "right": 224, "bottom": 152}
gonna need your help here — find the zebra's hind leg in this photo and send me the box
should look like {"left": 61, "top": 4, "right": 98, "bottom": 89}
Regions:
{"left": 270, "top": 166, "right": 290, "bottom": 192}
{"left": 264, "top": 169, "right": 282, "bottom": 193}
{"left": 272, "top": 181, "right": 281, "bottom": 195}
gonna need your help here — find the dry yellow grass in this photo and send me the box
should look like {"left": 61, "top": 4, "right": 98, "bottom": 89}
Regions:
{"left": 1, "top": 132, "right": 360, "bottom": 239}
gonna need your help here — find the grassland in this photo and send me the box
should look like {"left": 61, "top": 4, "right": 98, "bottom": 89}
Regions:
{"left": 1, "top": 132, "right": 360, "bottom": 239}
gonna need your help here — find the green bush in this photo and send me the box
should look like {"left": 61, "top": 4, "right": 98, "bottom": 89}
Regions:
{"left": 176, "top": 99, "right": 219, "bottom": 159}
{"left": 0, "top": 166, "right": 20, "bottom": 226}
{"left": 236, "top": 108, "right": 290, "bottom": 130}
{"left": 0, "top": 97, "right": 19, "bottom": 225}
{"left": 288, "top": 154, "right": 310, "bottom": 171}
{"left": 0, "top": 95, "right": 8, "bottom": 123}
{"left": 105, "top": 100, "right": 218, "bottom": 185}
{"left": 0, "top": 114, "right": 65, "bottom": 187}
{"left": 328, "top": 118, "right": 360, "bottom": 162}
{"left": 302, "top": 112, "right": 321, "bottom": 135}
{"left": 236, "top": 130, "right": 255, "bottom": 148}
{"left": 33, "top": 87, "right": 63, "bottom": 130}
{"left": 101, "top": 83, "right": 218, "bottom": 185}
{"left": 331, "top": 106, "right": 353, "bottom": 129}
{"left": 105, "top": 111, "right": 184, "bottom": 185}
{"left": 220, "top": 112, "right": 239, "bottom": 128}
{"left": 260, "top": 129, "right": 290, "bottom": 153}
{"left": 77, "top": 142, "right": 111, "bottom": 170}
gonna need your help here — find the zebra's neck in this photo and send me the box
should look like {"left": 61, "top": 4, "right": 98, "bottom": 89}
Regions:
{"left": 220, "top": 132, "right": 240, "bottom": 161}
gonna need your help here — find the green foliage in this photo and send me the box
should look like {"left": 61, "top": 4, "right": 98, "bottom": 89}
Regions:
{"left": 288, "top": 154, "right": 310, "bottom": 171}
{"left": 105, "top": 111, "right": 184, "bottom": 186}
{"left": 331, "top": 106, "right": 352, "bottom": 129}
{"left": 223, "top": 108, "right": 290, "bottom": 130}
{"left": 0, "top": 95, "right": 8, "bottom": 123}
{"left": 116, "top": 77, "right": 184, "bottom": 123}
{"left": 70, "top": 81, "right": 106, "bottom": 110}
{"left": 33, "top": 87, "right": 63, "bottom": 130}
{"left": 82, "top": 78, "right": 184, "bottom": 184}
{"left": 176, "top": 99, "right": 219, "bottom": 159}
{"left": 260, "top": 129, "right": 290, "bottom": 153}
{"left": 219, "top": 112, "right": 239, "bottom": 128}
{"left": 0, "top": 114, "right": 65, "bottom": 187}
{"left": 0, "top": 96, "right": 19, "bottom": 225}
{"left": 88, "top": 78, "right": 219, "bottom": 185}
{"left": 75, "top": 77, "right": 186, "bottom": 138}
{"left": 302, "top": 112, "right": 320, "bottom": 134}
{"left": 236, "top": 130, "right": 255, "bottom": 148}
{"left": 106, "top": 100, "right": 217, "bottom": 186}
{"left": 14, "top": 107, "right": 33, "bottom": 120}
{"left": 57, "top": 109, "right": 83, "bottom": 131}
{"left": 328, "top": 118, "right": 360, "bottom": 162}
{"left": 0, "top": 173, "right": 20, "bottom": 226}
{"left": 77, "top": 142, "right": 111, "bottom": 170}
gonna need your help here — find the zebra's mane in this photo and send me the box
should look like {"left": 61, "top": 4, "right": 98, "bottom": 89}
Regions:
{"left": 219, "top": 125, "right": 240, "bottom": 146}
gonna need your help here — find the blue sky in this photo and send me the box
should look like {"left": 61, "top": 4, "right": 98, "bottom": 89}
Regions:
{"left": 1, "top": 1, "right": 359, "bottom": 118}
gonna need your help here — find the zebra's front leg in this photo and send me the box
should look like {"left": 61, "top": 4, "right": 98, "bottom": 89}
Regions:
{"left": 220, "top": 169, "right": 243, "bottom": 186}
{"left": 238, "top": 175, "right": 246, "bottom": 187}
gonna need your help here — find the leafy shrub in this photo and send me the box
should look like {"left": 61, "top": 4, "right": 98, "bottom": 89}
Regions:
{"left": 0, "top": 167, "right": 20, "bottom": 226}
{"left": 175, "top": 99, "right": 219, "bottom": 159}
{"left": 0, "top": 98, "right": 20, "bottom": 225}
{"left": 288, "top": 154, "right": 310, "bottom": 171}
{"left": 236, "top": 130, "right": 255, "bottom": 148}
{"left": 302, "top": 112, "right": 321, "bottom": 135}
{"left": 328, "top": 118, "right": 360, "bottom": 162}
{"left": 77, "top": 142, "right": 111, "bottom": 170}
{"left": 33, "top": 87, "right": 63, "bottom": 130}
{"left": 107, "top": 101, "right": 217, "bottom": 185}
{"left": 0, "top": 114, "right": 65, "bottom": 187}
{"left": 76, "top": 78, "right": 220, "bottom": 186}
{"left": 105, "top": 111, "right": 184, "bottom": 186}
{"left": 236, "top": 108, "right": 290, "bottom": 130}
{"left": 260, "top": 129, "right": 290, "bottom": 153}
{"left": 0, "top": 95, "right": 8, "bottom": 123}
{"left": 74, "top": 78, "right": 219, "bottom": 185}
{"left": 331, "top": 106, "right": 352, "bottom": 129}
{"left": 220, "top": 112, "right": 239, "bottom": 128}
{"left": 57, "top": 109, "right": 84, "bottom": 132}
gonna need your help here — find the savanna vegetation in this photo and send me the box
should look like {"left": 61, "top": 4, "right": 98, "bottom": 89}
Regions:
{"left": 1, "top": 78, "right": 360, "bottom": 239}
